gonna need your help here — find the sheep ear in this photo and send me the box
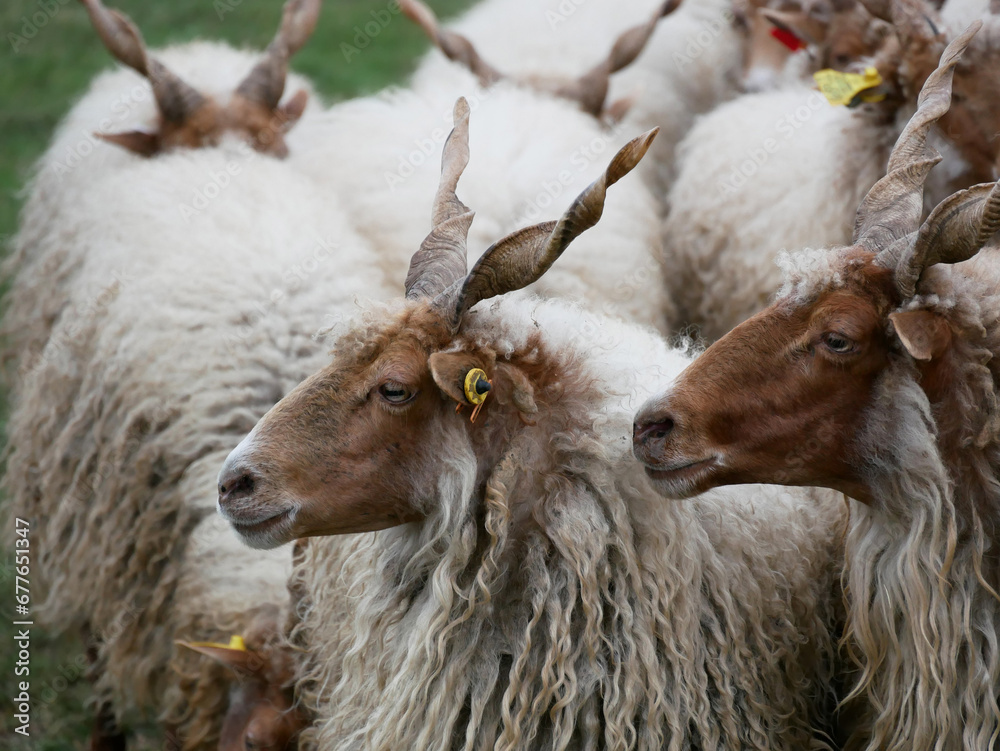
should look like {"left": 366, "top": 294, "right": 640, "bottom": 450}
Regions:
{"left": 96, "top": 130, "right": 161, "bottom": 157}
{"left": 176, "top": 640, "right": 254, "bottom": 672}
{"left": 429, "top": 352, "right": 487, "bottom": 406}
{"left": 277, "top": 89, "right": 309, "bottom": 131}
{"left": 495, "top": 363, "right": 537, "bottom": 418}
{"left": 889, "top": 310, "right": 952, "bottom": 361}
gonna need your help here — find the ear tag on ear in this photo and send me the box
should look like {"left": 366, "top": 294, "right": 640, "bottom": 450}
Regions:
{"left": 770, "top": 26, "right": 806, "bottom": 52}
{"left": 813, "top": 67, "right": 886, "bottom": 107}
{"left": 185, "top": 634, "right": 248, "bottom": 651}
{"left": 463, "top": 368, "right": 492, "bottom": 423}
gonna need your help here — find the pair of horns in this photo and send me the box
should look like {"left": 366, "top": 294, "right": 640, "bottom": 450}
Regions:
{"left": 405, "top": 98, "right": 658, "bottom": 329}
{"left": 399, "top": 0, "right": 680, "bottom": 119}
{"left": 78, "top": 0, "right": 320, "bottom": 124}
{"left": 854, "top": 21, "right": 1000, "bottom": 297}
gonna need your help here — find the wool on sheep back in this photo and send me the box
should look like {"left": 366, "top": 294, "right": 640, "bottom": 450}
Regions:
{"left": 662, "top": 86, "right": 894, "bottom": 339}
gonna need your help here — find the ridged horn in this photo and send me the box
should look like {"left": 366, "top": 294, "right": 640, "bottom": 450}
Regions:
{"left": 445, "top": 128, "right": 659, "bottom": 327}
{"left": 854, "top": 21, "right": 980, "bottom": 254}
{"left": 405, "top": 98, "right": 475, "bottom": 300}
{"left": 235, "top": 0, "right": 322, "bottom": 110}
{"left": 893, "top": 181, "right": 1000, "bottom": 297}
{"left": 78, "top": 0, "right": 204, "bottom": 124}
{"left": 399, "top": 0, "right": 503, "bottom": 86}
{"left": 565, "top": 0, "right": 682, "bottom": 116}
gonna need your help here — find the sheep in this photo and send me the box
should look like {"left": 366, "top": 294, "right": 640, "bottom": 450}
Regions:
{"left": 5, "top": 0, "right": 322, "bottom": 390}
{"left": 403, "top": 0, "right": 746, "bottom": 193}
{"left": 658, "top": 0, "right": 963, "bottom": 339}
{"left": 657, "top": 0, "right": 999, "bottom": 340}
{"left": 634, "top": 28, "right": 1000, "bottom": 750}
{"left": 399, "top": 0, "right": 683, "bottom": 124}
{"left": 1, "top": 1, "right": 392, "bottom": 747}
{"left": 219, "top": 99, "right": 850, "bottom": 751}
{"left": 736, "top": 0, "right": 889, "bottom": 92}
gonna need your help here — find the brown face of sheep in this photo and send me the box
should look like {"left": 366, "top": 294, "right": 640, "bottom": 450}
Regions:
{"left": 634, "top": 250, "right": 898, "bottom": 504}
{"left": 739, "top": 0, "right": 890, "bottom": 91}
{"left": 78, "top": 0, "right": 320, "bottom": 157}
{"left": 216, "top": 309, "right": 539, "bottom": 548}
{"left": 635, "top": 23, "right": 998, "bottom": 507}
{"left": 217, "top": 99, "right": 657, "bottom": 549}
{"left": 180, "top": 641, "right": 303, "bottom": 751}
{"left": 940, "top": 17, "right": 1000, "bottom": 183}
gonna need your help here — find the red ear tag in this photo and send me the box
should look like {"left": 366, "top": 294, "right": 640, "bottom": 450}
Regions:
{"left": 770, "top": 26, "right": 806, "bottom": 51}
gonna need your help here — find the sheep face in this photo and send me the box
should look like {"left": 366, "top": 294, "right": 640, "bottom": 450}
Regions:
{"left": 943, "top": 17, "right": 1000, "bottom": 182}
{"left": 217, "top": 99, "right": 655, "bottom": 549}
{"left": 217, "top": 304, "right": 521, "bottom": 549}
{"left": 738, "top": 0, "right": 891, "bottom": 92}
{"left": 635, "top": 24, "right": 996, "bottom": 510}
{"left": 634, "top": 248, "right": 897, "bottom": 505}
{"left": 79, "top": 0, "right": 318, "bottom": 158}
{"left": 181, "top": 608, "right": 305, "bottom": 750}
{"left": 219, "top": 680, "right": 302, "bottom": 751}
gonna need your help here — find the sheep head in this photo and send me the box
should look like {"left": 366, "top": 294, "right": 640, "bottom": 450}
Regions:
{"left": 738, "top": 0, "right": 893, "bottom": 91}
{"left": 217, "top": 98, "right": 656, "bottom": 549}
{"left": 78, "top": 0, "right": 320, "bottom": 157}
{"left": 939, "top": 12, "right": 1000, "bottom": 183}
{"left": 399, "top": 0, "right": 680, "bottom": 123}
{"left": 177, "top": 607, "right": 304, "bottom": 751}
{"left": 633, "top": 22, "right": 999, "bottom": 508}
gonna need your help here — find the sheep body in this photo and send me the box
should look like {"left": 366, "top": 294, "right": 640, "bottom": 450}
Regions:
{"left": 5, "top": 41, "right": 320, "bottom": 378}
{"left": 3, "top": 43, "right": 385, "bottom": 748}
{"left": 293, "top": 83, "right": 671, "bottom": 330}
{"left": 662, "top": 86, "right": 892, "bottom": 338}
{"left": 408, "top": 0, "right": 744, "bottom": 192}
{"left": 291, "top": 294, "right": 848, "bottom": 751}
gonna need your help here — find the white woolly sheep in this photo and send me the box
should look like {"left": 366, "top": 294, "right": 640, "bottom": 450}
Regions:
{"left": 659, "top": 0, "right": 987, "bottom": 339}
{"left": 403, "top": 0, "right": 745, "bottom": 193}
{"left": 6, "top": 0, "right": 322, "bottom": 383}
{"left": 219, "top": 101, "right": 850, "bottom": 751}
{"left": 2, "top": 0, "right": 389, "bottom": 748}
{"left": 288, "top": 0, "right": 752, "bottom": 335}
{"left": 635, "top": 30, "right": 1000, "bottom": 750}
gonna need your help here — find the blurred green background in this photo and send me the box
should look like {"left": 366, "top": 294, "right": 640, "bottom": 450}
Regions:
{"left": 0, "top": 0, "right": 472, "bottom": 747}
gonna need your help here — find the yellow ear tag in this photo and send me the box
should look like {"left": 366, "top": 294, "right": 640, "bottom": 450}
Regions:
{"left": 185, "top": 634, "right": 247, "bottom": 651}
{"left": 813, "top": 67, "right": 886, "bottom": 107}
{"left": 463, "top": 368, "right": 492, "bottom": 423}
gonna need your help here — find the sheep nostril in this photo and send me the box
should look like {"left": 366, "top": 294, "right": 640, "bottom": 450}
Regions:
{"left": 634, "top": 417, "right": 676, "bottom": 444}
{"left": 218, "top": 470, "right": 256, "bottom": 505}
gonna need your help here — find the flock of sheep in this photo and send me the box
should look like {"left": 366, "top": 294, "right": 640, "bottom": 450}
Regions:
{"left": 4, "top": 0, "right": 1000, "bottom": 749}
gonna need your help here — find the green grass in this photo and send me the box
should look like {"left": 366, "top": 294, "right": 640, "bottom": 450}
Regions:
{"left": 0, "top": 0, "right": 472, "bottom": 747}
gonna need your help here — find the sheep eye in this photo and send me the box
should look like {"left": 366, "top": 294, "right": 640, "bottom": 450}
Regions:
{"left": 378, "top": 382, "right": 415, "bottom": 405}
{"left": 821, "top": 332, "right": 856, "bottom": 354}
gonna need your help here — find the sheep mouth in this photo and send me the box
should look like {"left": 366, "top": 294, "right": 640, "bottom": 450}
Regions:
{"left": 644, "top": 457, "right": 719, "bottom": 498}
{"left": 228, "top": 507, "right": 295, "bottom": 548}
